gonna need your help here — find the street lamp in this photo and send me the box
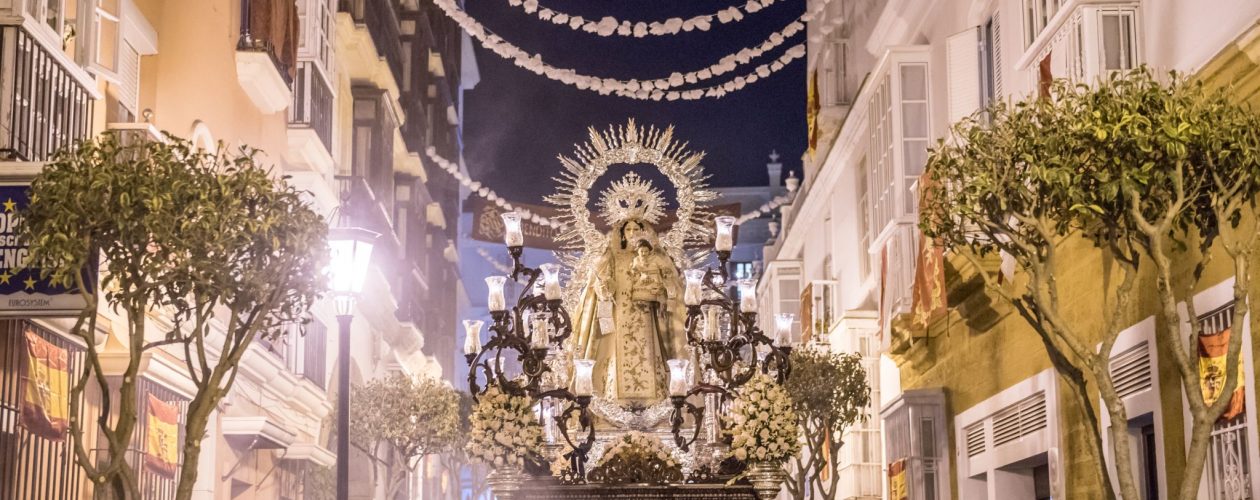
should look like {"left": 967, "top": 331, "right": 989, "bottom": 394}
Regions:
{"left": 328, "top": 226, "right": 377, "bottom": 500}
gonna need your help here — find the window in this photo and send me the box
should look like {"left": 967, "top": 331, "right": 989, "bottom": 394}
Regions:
{"left": 899, "top": 63, "right": 928, "bottom": 213}
{"left": 821, "top": 37, "right": 849, "bottom": 106}
{"left": 91, "top": 0, "right": 120, "bottom": 74}
{"left": 297, "top": 0, "right": 334, "bottom": 73}
{"left": 869, "top": 75, "right": 894, "bottom": 237}
{"left": 1024, "top": 0, "right": 1064, "bottom": 46}
{"left": 1098, "top": 8, "right": 1136, "bottom": 72}
{"left": 980, "top": 14, "right": 1002, "bottom": 109}
{"left": 732, "top": 262, "right": 755, "bottom": 281}
{"left": 352, "top": 87, "right": 397, "bottom": 216}
{"left": 865, "top": 49, "right": 931, "bottom": 248}
{"left": 856, "top": 156, "right": 872, "bottom": 279}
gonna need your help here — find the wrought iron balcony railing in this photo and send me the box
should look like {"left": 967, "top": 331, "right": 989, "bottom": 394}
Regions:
{"left": 238, "top": 0, "right": 300, "bottom": 85}
{"left": 0, "top": 25, "right": 94, "bottom": 162}
{"left": 288, "top": 61, "right": 334, "bottom": 152}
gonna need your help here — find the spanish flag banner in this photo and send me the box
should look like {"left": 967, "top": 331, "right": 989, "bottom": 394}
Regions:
{"left": 888, "top": 458, "right": 908, "bottom": 500}
{"left": 144, "top": 394, "right": 180, "bottom": 478}
{"left": 19, "top": 328, "right": 70, "bottom": 441}
{"left": 1199, "top": 328, "right": 1246, "bottom": 422}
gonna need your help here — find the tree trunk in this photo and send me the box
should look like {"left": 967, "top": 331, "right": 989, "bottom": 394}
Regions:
{"left": 1097, "top": 368, "right": 1141, "bottom": 500}
{"left": 174, "top": 389, "right": 218, "bottom": 500}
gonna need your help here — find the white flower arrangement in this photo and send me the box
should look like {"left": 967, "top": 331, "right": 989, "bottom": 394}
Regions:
{"left": 467, "top": 385, "right": 542, "bottom": 470}
{"left": 596, "top": 432, "right": 678, "bottom": 469}
{"left": 728, "top": 372, "right": 801, "bottom": 465}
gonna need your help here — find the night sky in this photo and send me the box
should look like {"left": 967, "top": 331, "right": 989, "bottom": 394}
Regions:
{"left": 462, "top": 0, "right": 807, "bottom": 203}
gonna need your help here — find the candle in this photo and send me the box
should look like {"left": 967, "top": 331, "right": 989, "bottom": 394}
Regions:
{"left": 485, "top": 276, "right": 507, "bottom": 312}
{"left": 774, "top": 313, "right": 795, "bottom": 345}
{"left": 501, "top": 211, "right": 524, "bottom": 247}
{"left": 573, "top": 359, "right": 595, "bottom": 396}
{"left": 539, "top": 263, "right": 562, "bottom": 300}
{"left": 683, "top": 269, "right": 704, "bottom": 306}
{"left": 703, "top": 306, "right": 720, "bottom": 341}
{"left": 462, "top": 319, "right": 484, "bottom": 355}
{"left": 667, "top": 359, "right": 691, "bottom": 397}
{"left": 714, "top": 216, "right": 736, "bottom": 251}
{"left": 738, "top": 279, "right": 756, "bottom": 312}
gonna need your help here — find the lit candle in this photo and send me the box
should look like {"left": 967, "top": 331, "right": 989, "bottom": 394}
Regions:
{"left": 738, "top": 279, "right": 756, "bottom": 312}
{"left": 774, "top": 313, "right": 795, "bottom": 345}
{"left": 539, "top": 263, "right": 562, "bottom": 301}
{"left": 684, "top": 269, "right": 704, "bottom": 306}
{"left": 703, "top": 306, "right": 720, "bottom": 341}
{"left": 667, "top": 359, "right": 691, "bottom": 397}
{"left": 485, "top": 276, "right": 507, "bottom": 312}
{"left": 501, "top": 211, "right": 524, "bottom": 247}
{"left": 462, "top": 319, "right": 484, "bottom": 355}
{"left": 573, "top": 359, "right": 595, "bottom": 397}
{"left": 714, "top": 216, "right": 736, "bottom": 251}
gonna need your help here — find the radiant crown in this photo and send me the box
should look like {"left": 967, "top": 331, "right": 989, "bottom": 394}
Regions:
{"left": 597, "top": 172, "right": 666, "bottom": 226}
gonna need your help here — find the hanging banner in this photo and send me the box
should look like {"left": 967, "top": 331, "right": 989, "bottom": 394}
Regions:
{"left": 468, "top": 196, "right": 741, "bottom": 250}
{"left": 0, "top": 183, "right": 97, "bottom": 316}
{"left": 1199, "top": 328, "right": 1246, "bottom": 422}
{"left": 888, "top": 458, "right": 908, "bottom": 500}
{"left": 144, "top": 394, "right": 181, "bottom": 478}
{"left": 911, "top": 235, "right": 947, "bottom": 329}
{"left": 19, "top": 327, "right": 70, "bottom": 441}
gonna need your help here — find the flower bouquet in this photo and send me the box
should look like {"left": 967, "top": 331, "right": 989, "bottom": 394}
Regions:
{"left": 467, "top": 385, "right": 542, "bottom": 470}
{"left": 587, "top": 431, "right": 684, "bottom": 485}
{"left": 727, "top": 372, "right": 801, "bottom": 499}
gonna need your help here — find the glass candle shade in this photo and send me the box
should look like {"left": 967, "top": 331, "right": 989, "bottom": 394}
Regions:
{"left": 774, "top": 313, "right": 795, "bottom": 345}
{"left": 539, "top": 263, "right": 562, "bottom": 300}
{"left": 738, "top": 279, "right": 756, "bottom": 312}
{"left": 714, "top": 216, "right": 736, "bottom": 251}
{"left": 683, "top": 269, "right": 704, "bottom": 306}
{"left": 530, "top": 313, "right": 549, "bottom": 349}
{"left": 667, "top": 359, "right": 692, "bottom": 397}
{"left": 462, "top": 319, "right": 484, "bottom": 355}
{"left": 501, "top": 211, "right": 525, "bottom": 247}
{"left": 702, "top": 306, "right": 720, "bottom": 341}
{"left": 485, "top": 276, "right": 507, "bottom": 312}
{"left": 573, "top": 359, "right": 595, "bottom": 397}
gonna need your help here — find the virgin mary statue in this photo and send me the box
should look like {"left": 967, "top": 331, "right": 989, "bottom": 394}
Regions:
{"left": 571, "top": 175, "right": 687, "bottom": 403}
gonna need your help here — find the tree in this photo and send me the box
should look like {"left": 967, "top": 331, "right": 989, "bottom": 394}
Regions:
{"left": 349, "top": 373, "right": 463, "bottom": 499}
{"left": 782, "top": 348, "right": 871, "bottom": 499}
{"left": 22, "top": 133, "right": 327, "bottom": 499}
{"left": 921, "top": 68, "right": 1260, "bottom": 499}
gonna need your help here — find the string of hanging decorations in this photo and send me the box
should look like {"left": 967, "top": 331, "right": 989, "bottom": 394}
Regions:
{"left": 431, "top": 0, "right": 816, "bottom": 100}
{"left": 425, "top": 146, "right": 798, "bottom": 232}
{"left": 505, "top": 0, "right": 782, "bottom": 37}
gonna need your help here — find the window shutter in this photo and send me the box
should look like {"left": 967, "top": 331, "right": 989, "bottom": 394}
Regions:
{"left": 946, "top": 27, "right": 981, "bottom": 124}
{"left": 1111, "top": 341, "right": 1152, "bottom": 399}
{"left": 112, "top": 40, "right": 140, "bottom": 116}
{"left": 992, "top": 16, "right": 1003, "bottom": 97}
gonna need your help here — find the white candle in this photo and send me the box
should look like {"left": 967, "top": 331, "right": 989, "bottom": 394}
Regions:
{"left": 573, "top": 359, "right": 595, "bottom": 396}
{"left": 738, "top": 279, "right": 756, "bottom": 312}
{"left": 774, "top": 313, "right": 795, "bottom": 345}
{"left": 684, "top": 269, "right": 704, "bottom": 306}
{"left": 714, "top": 216, "right": 736, "bottom": 251}
{"left": 485, "top": 276, "right": 507, "bottom": 312}
{"left": 462, "top": 319, "right": 484, "bottom": 355}
{"left": 540, "top": 263, "right": 562, "bottom": 300}
{"left": 703, "top": 306, "right": 720, "bottom": 341}
{"left": 667, "top": 359, "right": 691, "bottom": 397}
{"left": 501, "top": 211, "right": 524, "bottom": 247}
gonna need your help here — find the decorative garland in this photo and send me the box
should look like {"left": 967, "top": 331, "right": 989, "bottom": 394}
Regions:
{"left": 432, "top": 0, "right": 810, "bottom": 100}
{"left": 737, "top": 193, "right": 792, "bottom": 224}
{"left": 476, "top": 247, "right": 515, "bottom": 275}
{"left": 586, "top": 432, "right": 684, "bottom": 485}
{"left": 506, "top": 0, "right": 781, "bottom": 37}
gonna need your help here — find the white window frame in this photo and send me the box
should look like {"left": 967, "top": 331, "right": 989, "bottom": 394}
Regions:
{"left": 956, "top": 368, "right": 1064, "bottom": 499}
{"left": 1016, "top": 2, "right": 1141, "bottom": 88}
{"left": 865, "top": 46, "right": 931, "bottom": 253}
{"left": 1178, "top": 277, "right": 1260, "bottom": 500}
{"left": 296, "top": 0, "right": 334, "bottom": 82}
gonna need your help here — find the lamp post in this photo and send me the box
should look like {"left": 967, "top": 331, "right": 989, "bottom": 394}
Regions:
{"left": 328, "top": 226, "right": 377, "bottom": 500}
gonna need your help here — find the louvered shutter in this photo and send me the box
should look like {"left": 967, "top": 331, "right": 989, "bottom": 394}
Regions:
{"left": 946, "top": 27, "right": 981, "bottom": 124}
{"left": 1111, "top": 342, "right": 1153, "bottom": 399}
{"left": 112, "top": 41, "right": 140, "bottom": 116}
{"left": 992, "top": 15, "right": 1003, "bottom": 98}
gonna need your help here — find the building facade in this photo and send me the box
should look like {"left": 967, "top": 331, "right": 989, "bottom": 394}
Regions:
{"left": 766, "top": 1, "right": 1260, "bottom": 499}
{"left": 0, "top": 0, "right": 467, "bottom": 498}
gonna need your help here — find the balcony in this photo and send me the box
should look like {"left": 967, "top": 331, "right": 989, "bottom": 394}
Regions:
{"left": 236, "top": 0, "right": 299, "bottom": 113}
{"left": 1016, "top": 1, "right": 1141, "bottom": 86}
{"left": 285, "top": 61, "right": 334, "bottom": 175}
{"left": 0, "top": 25, "right": 95, "bottom": 162}
{"left": 339, "top": 0, "right": 404, "bottom": 84}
